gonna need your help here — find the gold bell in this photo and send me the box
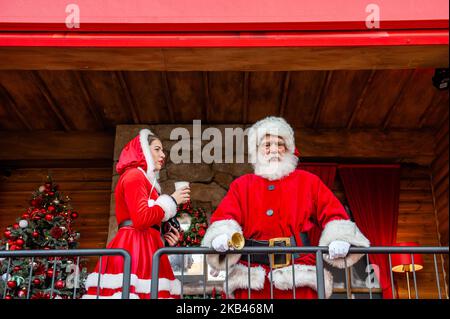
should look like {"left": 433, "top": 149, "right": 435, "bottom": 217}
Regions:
{"left": 228, "top": 232, "right": 245, "bottom": 250}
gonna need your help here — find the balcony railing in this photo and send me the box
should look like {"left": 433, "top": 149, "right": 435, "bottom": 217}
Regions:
{"left": 0, "top": 249, "right": 132, "bottom": 299}
{"left": 0, "top": 246, "right": 447, "bottom": 299}
{"left": 151, "top": 246, "right": 449, "bottom": 299}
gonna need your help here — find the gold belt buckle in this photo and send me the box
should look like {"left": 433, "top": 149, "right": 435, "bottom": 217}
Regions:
{"left": 269, "top": 237, "right": 292, "bottom": 269}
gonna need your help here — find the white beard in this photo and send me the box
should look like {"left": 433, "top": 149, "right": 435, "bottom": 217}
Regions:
{"left": 253, "top": 152, "right": 299, "bottom": 181}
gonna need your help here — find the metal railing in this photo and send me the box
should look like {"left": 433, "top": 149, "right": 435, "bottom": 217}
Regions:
{"left": 151, "top": 246, "right": 449, "bottom": 299}
{"left": 1, "top": 246, "right": 447, "bottom": 299}
{"left": 0, "top": 249, "right": 131, "bottom": 299}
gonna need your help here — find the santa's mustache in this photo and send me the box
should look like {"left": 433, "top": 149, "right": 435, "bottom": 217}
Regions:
{"left": 261, "top": 154, "right": 282, "bottom": 162}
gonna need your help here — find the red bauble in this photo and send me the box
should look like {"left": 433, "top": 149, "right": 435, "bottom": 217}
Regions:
{"left": 17, "top": 290, "right": 27, "bottom": 298}
{"left": 4, "top": 230, "right": 11, "bottom": 238}
{"left": 13, "top": 266, "right": 21, "bottom": 272}
{"left": 40, "top": 208, "right": 46, "bottom": 214}
{"left": 48, "top": 191, "right": 55, "bottom": 196}
{"left": 15, "top": 238, "right": 24, "bottom": 246}
{"left": 22, "top": 213, "right": 30, "bottom": 219}
{"left": 9, "top": 245, "right": 17, "bottom": 251}
{"left": 7, "top": 280, "right": 17, "bottom": 289}
{"left": 45, "top": 214, "right": 54, "bottom": 221}
{"left": 32, "top": 215, "right": 41, "bottom": 221}
{"left": 70, "top": 211, "right": 79, "bottom": 219}
{"left": 48, "top": 206, "right": 56, "bottom": 213}
{"left": 33, "top": 278, "right": 41, "bottom": 286}
{"left": 32, "top": 231, "right": 39, "bottom": 238}
{"left": 5, "top": 295, "right": 12, "bottom": 300}
{"left": 55, "top": 280, "right": 65, "bottom": 289}
{"left": 46, "top": 269, "right": 54, "bottom": 277}
{"left": 13, "top": 223, "right": 20, "bottom": 229}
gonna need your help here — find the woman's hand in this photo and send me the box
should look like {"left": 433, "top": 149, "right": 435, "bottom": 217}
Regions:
{"left": 171, "top": 187, "right": 190, "bottom": 205}
{"left": 164, "top": 225, "right": 181, "bottom": 247}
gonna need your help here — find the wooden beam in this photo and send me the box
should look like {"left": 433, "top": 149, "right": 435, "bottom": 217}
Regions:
{"left": 0, "top": 46, "right": 447, "bottom": 71}
{"left": 0, "top": 127, "right": 436, "bottom": 165}
{"left": 203, "top": 72, "right": 210, "bottom": 122}
{"left": 294, "top": 129, "right": 436, "bottom": 165}
{"left": 120, "top": 124, "right": 436, "bottom": 165}
{"left": 0, "top": 131, "right": 114, "bottom": 161}
{"left": 419, "top": 91, "right": 445, "bottom": 129}
{"left": 161, "top": 72, "right": 175, "bottom": 123}
{"left": 115, "top": 71, "right": 140, "bottom": 124}
{"left": 72, "top": 71, "right": 106, "bottom": 129}
{"left": 313, "top": 71, "right": 333, "bottom": 128}
{"left": 242, "top": 72, "right": 249, "bottom": 124}
{"left": 347, "top": 69, "right": 377, "bottom": 129}
{"left": 279, "top": 71, "right": 290, "bottom": 117}
{"left": 30, "top": 71, "right": 72, "bottom": 131}
{"left": 0, "top": 83, "right": 33, "bottom": 130}
{"left": 383, "top": 69, "right": 415, "bottom": 130}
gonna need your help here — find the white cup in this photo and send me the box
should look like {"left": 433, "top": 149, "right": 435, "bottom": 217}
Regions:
{"left": 174, "top": 181, "right": 190, "bottom": 190}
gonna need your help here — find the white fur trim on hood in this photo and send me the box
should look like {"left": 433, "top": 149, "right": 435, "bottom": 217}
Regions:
{"left": 84, "top": 272, "right": 181, "bottom": 295}
{"left": 319, "top": 219, "right": 371, "bottom": 269}
{"left": 139, "top": 128, "right": 161, "bottom": 194}
{"left": 248, "top": 116, "right": 295, "bottom": 164}
{"left": 201, "top": 219, "right": 243, "bottom": 270}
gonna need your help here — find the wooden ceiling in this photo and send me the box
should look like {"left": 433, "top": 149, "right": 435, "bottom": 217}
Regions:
{"left": 0, "top": 69, "right": 448, "bottom": 132}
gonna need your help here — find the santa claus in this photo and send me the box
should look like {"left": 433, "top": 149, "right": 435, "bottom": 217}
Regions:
{"left": 201, "top": 116, "right": 370, "bottom": 299}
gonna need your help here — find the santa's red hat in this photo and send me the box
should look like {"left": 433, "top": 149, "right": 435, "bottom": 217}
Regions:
{"left": 247, "top": 116, "right": 295, "bottom": 162}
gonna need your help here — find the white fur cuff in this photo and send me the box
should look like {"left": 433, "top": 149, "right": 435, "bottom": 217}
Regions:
{"left": 201, "top": 219, "right": 243, "bottom": 270}
{"left": 156, "top": 195, "right": 177, "bottom": 222}
{"left": 319, "top": 219, "right": 370, "bottom": 269}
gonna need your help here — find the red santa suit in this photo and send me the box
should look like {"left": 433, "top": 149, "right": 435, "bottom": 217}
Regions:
{"left": 82, "top": 129, "right": 180, "bottom": 299}
{"left": 201, "top": 117, "right": 370, "bottom": 299}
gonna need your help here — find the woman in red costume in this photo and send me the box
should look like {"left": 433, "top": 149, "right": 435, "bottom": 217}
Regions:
{"left": 83, "top": 129, "right": 190, "bottom": 299}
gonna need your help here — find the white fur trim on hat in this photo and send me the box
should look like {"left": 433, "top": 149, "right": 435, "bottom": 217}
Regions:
{"left": 247, "top": 117, "right": 295, "bottom": 164}
{"left": 139, "top": 128, "right": 161, "bottom": 194}
{"left": 201, "top": 219, "right": 243, "bottom": 270}
{"left": 84, "top": 272, "right": 181, "bottom": 295}
{"left": 319, "top": 219, "right": 371, "bottom": 269}
{"left": 155, "top": 194, "right": 177, "bottom": 222}
{"left": 269, "top": 264, "right": 334, "bottom": 299}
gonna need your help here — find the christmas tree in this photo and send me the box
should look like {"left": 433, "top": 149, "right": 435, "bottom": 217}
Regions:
{"left": 0, "top": 177, "right": 88, "bottom": 299}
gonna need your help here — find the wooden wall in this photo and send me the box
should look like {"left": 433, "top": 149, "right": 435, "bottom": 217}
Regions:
{"left": 431, "top": 119, "right": 449, "bottom": 297}
{"left": 334, "top": 165, "right": 447, "bottom": 299}
{"left": 0, "top": 168, "right": 112, "bottom": 270}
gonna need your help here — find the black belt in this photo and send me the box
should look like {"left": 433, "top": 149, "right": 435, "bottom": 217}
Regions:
{"left": 118, "top": 219, "right": 160, "bottom": 232}
{"left": 244, "top": 233, "right": 310, "bottom": 268}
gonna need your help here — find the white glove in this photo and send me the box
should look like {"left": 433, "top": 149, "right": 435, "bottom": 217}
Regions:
{"left": 328, "top": 240, "right": 351, "bottom": 260}
{"left": 211, "top": 234, "right": 231, "bottom": 252}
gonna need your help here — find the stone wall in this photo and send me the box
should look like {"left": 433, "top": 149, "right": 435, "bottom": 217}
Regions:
{"left": 107, "top": 124, "right": 253, "bottom": 243}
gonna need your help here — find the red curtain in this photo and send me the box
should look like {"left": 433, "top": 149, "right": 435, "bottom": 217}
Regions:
{"left": 338, "top": 165, "right": 401, "bottom": 299}
{"left": 298, "top": 163, "right": 338, "bottom": 246}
